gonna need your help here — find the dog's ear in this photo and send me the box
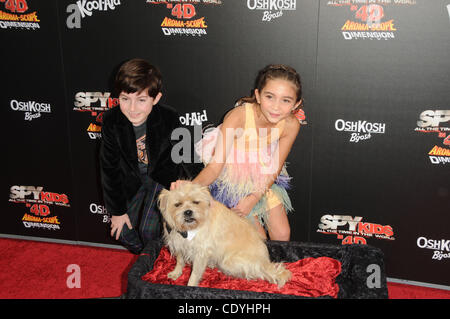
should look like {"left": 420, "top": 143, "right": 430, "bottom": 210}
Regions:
{"left": 157, "top": 188, "right": 170, "bottom": 212}
{"left": 200, "top": 186, "right": 212, "bottom": 207}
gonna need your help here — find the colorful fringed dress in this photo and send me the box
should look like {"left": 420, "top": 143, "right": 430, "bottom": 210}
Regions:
{"left": 194, "top": 103, "right": 293, "bottom": 226}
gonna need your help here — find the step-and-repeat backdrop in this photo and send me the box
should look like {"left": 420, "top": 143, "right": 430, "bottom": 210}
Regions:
{"left": 2, "top": 0, "right": 449, "bottom": 287}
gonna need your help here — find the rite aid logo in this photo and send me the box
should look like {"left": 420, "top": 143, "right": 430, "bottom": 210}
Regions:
{"left": 179, "top": 109, "right": 208, "bottom": 126}
{"left": 66, "top": 0, "right": 121, "bottom": 29}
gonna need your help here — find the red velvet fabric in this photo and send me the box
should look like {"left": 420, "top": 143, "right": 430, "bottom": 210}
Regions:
{"left": 141, "top": 247, "right": 341, "bottom": 298}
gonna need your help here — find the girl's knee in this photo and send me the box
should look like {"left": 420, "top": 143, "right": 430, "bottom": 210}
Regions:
{"left": 269, "top": 225, "right": 290, "bottom": 241}
{"left": 267, "top": 206, "right": 290, "bottom": 241}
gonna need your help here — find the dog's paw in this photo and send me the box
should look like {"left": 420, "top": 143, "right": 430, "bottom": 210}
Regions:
{"left": 187, "top": 279, "right": 199, "bottom": 287}
{"left": 167, "top": 269, "right": 183, "bottom": 281}
{"left": 275, "top": 268, "right": 292, "bottom": 289}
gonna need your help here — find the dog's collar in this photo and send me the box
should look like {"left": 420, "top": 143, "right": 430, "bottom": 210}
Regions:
{"left": 165, "top": 222, "right": 188, "bottom": 239}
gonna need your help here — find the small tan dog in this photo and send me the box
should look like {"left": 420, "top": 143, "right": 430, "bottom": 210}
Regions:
{"left": 157, "top": 182, "right": 291, "bottom": 288}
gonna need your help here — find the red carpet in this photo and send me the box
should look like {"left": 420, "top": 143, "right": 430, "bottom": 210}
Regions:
{"left": 0, "top": 238, "right": 449, "bottom": 299}
{"left": 0, "top": 238, "right": 137, "bottom": 299}
{"left": 387, "top": 282, "right": 450, "bottom": 299}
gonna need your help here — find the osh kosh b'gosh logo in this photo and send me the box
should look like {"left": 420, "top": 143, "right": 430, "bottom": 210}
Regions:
{"left": 335, "top": 119, "right": 386, "bottom": 143}
{"left": 66, "top": 0, "right": 121, "bottom": 29}
{"left": 417, "top": 236, "right": 450, "bottom": 261}
{"left": 10, "top": 99, "right": 51, "bottom": 121}
{"left": 247, "top": 0, "right": 296, "bottom": 22}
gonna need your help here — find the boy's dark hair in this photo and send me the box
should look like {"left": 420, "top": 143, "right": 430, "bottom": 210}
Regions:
{"left": 114, "top": 58, "right": 162, "bottom": 98}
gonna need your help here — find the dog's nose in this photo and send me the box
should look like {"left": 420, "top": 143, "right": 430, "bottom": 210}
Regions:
{"left": 184, "top": 210, "right": 193, "bottom": 217}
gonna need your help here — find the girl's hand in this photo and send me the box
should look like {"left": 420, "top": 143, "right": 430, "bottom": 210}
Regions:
{"left": 170, "top": 180, "right": 190, "bottom": 190}
{"left": 231, "top": 194, "right": 260, "bottom": 218}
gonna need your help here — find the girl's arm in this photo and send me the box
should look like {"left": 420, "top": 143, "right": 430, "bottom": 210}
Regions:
{"left": 231, "top": 116, "right": 300, "bottom": 217}
{"left": 192, "top": 106, "right": 245, "bottom": 186}
{"left": 252, "top": 116, "right": 301, "bottom": 200}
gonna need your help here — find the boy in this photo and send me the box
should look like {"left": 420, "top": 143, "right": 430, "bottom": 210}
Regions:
{"left": 100, "top": 58, "right": 190, "bottom": 254}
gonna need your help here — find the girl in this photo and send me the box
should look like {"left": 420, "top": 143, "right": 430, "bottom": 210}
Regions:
{"left": 171, "top": 64, "right": 304, "bottom": 241}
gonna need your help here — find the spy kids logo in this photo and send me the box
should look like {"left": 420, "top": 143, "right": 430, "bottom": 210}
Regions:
{"left": 73, "top": 91, "right": 119, "bottom": 139}
{"left": 147, "top": 0, "right": 222, "bottom": 37}
{"left": 327, "top": 0, "right": 416, "bottom": 41}
{"left": 335, "top": 119, "right": 386, "bottom": 143}
{"left": 66, "top": 0, "right": 121, "bottom": 29}
{"left": 414, "top": 110, "right": 450, "bottom": 165}
{"left": 247, "top": 0, "right": 297, "bottom": 22}
{"left": 317, "top": 214, "right": 395, "bottom": 245}
{"left": 9, "top": 185, "right": 70, "bottom": 230}
{"left": 0, "top": 0, "right": 40, "bottom": 30}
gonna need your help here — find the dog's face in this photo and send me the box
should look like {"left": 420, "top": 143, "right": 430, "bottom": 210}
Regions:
{"left": 158, "top": 182, "right": 212, "bottom": 232}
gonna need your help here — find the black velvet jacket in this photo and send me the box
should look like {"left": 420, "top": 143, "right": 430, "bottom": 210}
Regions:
{"left": 100, "top": 103, "right": 190, "bottom": 216}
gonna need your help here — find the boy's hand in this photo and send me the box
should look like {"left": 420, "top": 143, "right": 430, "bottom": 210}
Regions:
{"left": 110, "top": 214, "right": 132, "bottom": 240}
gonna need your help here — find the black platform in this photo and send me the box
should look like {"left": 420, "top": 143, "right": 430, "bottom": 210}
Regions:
{"left": 126, "top": 239, "right": 388, "bottom": 299}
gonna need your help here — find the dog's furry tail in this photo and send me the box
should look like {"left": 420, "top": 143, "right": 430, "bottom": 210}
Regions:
{"left": 262, "top": 262, "right": 291, "bottom": 289}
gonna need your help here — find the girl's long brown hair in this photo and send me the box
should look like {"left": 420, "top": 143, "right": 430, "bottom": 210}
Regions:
{"left": 236, "top": 64, "right": 303, "bottom": 111}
